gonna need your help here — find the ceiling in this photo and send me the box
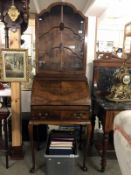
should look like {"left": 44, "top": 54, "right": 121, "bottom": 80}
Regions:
{"left": 29, "top": 0, "right": 131, "bottom": 18}
{"left": 29, "top": 0, "right": 103, "bottom": 16}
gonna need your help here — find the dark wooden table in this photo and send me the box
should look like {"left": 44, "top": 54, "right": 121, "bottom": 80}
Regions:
{"left": 92, "top": 97, "right": 131, "bottom": 172}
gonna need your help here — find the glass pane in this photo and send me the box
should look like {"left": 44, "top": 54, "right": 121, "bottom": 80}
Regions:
{"left": 36, "top": 4, "right": 86, "bottom": 73}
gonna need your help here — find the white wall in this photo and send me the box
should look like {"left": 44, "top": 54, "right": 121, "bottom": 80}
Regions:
{"left": 86, "top": 15, "right": 131, "bottom": 89}
{"left": 97, "top": 17, "right": 131, "bottom": 49}
{"left": 21, "top": 91, "right": 31, "bottom": 112}
{"left": 86, "top": 16, "right": 97, "bottom": 89}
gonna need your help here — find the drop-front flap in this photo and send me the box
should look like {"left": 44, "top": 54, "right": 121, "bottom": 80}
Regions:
{"left": 36, "top": 3, "right": 87, "bottom": 78}
{"left": 31, "top": 78, "right": 91, "bottom": 107}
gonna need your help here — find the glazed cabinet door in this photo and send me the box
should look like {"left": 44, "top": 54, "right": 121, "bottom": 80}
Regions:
{"left": 36, "top": 4, "right": 87, "bottom": 76}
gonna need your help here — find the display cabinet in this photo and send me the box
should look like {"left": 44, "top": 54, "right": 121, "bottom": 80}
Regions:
{"left": 28, "top": 2, "right": 91, "bottom": 173}
{"left": 36, "top": 3, "right": 86, "bottom": 76}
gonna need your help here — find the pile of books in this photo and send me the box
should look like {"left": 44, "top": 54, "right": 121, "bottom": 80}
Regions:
{"left": 47, "top": 130, "right": 76, "bottom": 155}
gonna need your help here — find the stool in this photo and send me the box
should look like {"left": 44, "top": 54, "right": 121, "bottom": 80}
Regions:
{"left": 0, "top": 108, "right": 10, "bottom": 168}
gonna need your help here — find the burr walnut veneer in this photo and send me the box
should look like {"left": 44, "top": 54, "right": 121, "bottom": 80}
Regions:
{"left": 28, "top": 3, "right": 91, "bottom": 172}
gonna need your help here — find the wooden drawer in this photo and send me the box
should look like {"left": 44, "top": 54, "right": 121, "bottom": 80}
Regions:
{"left": 31, "top": 110, "right": 60, "bottom": 120}
{"left": 61, "top": 111, "right": 89, "bottom": 121}
{"left": 31, "top": 109, "right": 89, "bottom": 121}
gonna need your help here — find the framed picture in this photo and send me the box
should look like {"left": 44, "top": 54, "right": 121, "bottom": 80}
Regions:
{"left": 0, "top": 48, "right": 28, "bottom": 82}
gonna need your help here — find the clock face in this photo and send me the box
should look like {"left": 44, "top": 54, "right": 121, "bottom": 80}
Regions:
{"left": 122, "top": 74, "right": 131, "bottom": 85}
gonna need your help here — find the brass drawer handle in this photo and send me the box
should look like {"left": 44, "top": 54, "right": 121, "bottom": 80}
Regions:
{"left": 44, "top": 112, "right": 49, "bottom": 117}
{"left": 38, "top": 112, "right": 42, "bottom": 116}
{"left": 38, "top": 112, "right": 48, "bottom": 117}
{"left": 73, "top": 112, "right": 83, "bottom": 118}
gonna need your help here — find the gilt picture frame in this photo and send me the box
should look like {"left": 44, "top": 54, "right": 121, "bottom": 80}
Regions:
{"left": 0, "top": 48, "right": 28, "bottom": 82}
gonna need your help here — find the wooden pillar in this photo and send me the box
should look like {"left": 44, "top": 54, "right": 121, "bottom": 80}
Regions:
{"left": 0, "top": 0, "right": 30, "bottom": 159}
{"left": 9, "top": 28, "right": 23, "bottom": 158}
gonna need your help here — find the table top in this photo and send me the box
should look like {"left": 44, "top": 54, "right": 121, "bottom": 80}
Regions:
{"left": 95, "top": 96, "right": 131, "bottom": 110}
{"left": 0, "top": 88, "right": 11, "bottom": 97}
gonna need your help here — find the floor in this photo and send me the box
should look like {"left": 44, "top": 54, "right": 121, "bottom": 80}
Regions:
{"left": 0, "top": 140, "right": 122, "bottom": 175}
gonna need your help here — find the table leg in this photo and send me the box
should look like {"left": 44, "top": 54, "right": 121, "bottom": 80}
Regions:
{"left": 87, "top": 122, "right": 92, "bottom": 154}
{"left": 81, "top": 123, "right": 92, "bottom": 171}
{"left": 4, "top": 118, "right": 9, "bottom": 169}
{"left": 78, "top": 125, "right": 83, "bottom": 149}
{"left": 90, "top": 113, "right": 96, "bottom": 145}
{"left": 101, "top": 132, "right": 108, "bottom": 172}
{"left": 28, "top": 123, "right": 35, "bottom": 173}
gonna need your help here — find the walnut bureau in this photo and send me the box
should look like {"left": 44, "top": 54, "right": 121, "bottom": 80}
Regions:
{"left": 28, "top": 3, "right": 91, "bottom": 172}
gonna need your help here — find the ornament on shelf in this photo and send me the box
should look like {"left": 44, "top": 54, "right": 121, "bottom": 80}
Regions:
{"left": 106, "top": 62, "right": 131, "bottom": 102}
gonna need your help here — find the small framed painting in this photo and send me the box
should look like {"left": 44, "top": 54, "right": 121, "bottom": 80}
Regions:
{"left": 0, "top": 48, "right": 28, "bottom": 82}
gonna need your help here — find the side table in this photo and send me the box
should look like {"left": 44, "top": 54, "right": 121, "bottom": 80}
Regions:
{"left": 92, "top": 97, "right": 131, "bottom": 171}
{"left": 0, "top": 107, "right": 10, "bottom": 168}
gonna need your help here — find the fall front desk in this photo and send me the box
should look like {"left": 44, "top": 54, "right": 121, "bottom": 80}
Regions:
{"left": 28, "top": 2, "right": 91, "bottom": 172}
{"left": 28, "top": 78, "right": 91, "bottom": 172}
